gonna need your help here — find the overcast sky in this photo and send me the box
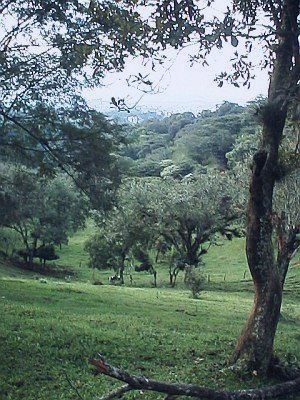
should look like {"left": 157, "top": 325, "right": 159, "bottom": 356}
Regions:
{"left": 83, "top": 44, "right": 269, "bottom": 114}
{"left": 83, "top": 3, "right": 270, "bottom": 115}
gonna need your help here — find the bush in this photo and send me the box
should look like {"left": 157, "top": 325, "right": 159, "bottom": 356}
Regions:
{"left": 185, "top": 266, "right": 205, "bottom": 298}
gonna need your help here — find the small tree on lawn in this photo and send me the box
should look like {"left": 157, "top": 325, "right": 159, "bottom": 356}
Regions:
{"left": 144, "top": 173, "right": 242, "bottom": 268}
{"left": 86, "top": 180, "right": 156, "bottom": 283}
{"left": 0, "top": 164, "right": 88, "bottom": 267}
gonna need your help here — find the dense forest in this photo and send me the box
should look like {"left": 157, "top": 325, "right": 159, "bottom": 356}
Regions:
{"left": 120, "top": 101, "right": 258, "bottom": 177}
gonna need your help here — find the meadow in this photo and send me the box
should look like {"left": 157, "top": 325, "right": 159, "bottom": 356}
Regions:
{"left": 0, "top": 228, "right": 299, "bottom": 400}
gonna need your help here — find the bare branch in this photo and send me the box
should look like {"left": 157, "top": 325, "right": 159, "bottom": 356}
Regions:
{"left": 91, "top": 354, "right": 300, "bottom": 400}
{"left": 95, "top": 384, "right": 132, "bottom": 400}
{"left": 64, "top": 371, "right": 84, "bottom": 400}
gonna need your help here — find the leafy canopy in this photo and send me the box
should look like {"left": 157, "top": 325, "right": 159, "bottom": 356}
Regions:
{"left": 0, "top": 165, "right": 88, "bottom": 250}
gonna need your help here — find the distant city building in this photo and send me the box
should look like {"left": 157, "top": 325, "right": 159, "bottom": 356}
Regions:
{"left": 127, "top": 115, "right": 139, "bottom": 124}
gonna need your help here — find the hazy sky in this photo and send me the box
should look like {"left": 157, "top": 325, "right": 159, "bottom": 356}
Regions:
{"left": 83, "top": 3, "right": 270, "bottom": 115}
{"left": 83, "top": 44, "right": 269, "bottom": 114}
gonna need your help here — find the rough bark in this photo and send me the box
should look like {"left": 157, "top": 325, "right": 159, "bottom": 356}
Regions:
{"left": 91, "top": 355, "right": 300, "bottom": 400}
{"left": 275, "top": 213, "right": 300, "bottom": 286}
{"left": 230, "top": 146, "right": 284, "bottom": 372}
{"left": 231, "top": 0, "right": 300, "bottom": 373}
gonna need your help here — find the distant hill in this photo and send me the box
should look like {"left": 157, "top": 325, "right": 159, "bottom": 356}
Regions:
{"left": 119, "top": 101, "right": 260, "bottom": 178}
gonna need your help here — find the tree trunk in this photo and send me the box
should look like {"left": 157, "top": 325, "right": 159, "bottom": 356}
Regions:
{"left": 28, "top": 237, "right": 38, "bottom": 269}
{"left": 186, "top": 245, "right": 199, "bottom": 266}
{"left": 153, "top": 270, "right": 157, "bottom": 287}
{"left": 119, "top": 253, "right": 126, "bottom": 284}
{"left": 276, "top": 212, "right": 300, "bottom": 286}
{"left": 169, "top": 264, "right": 174, "bottom": 286}
{"left": 231, "top": 0, "right": 299, "bottom": 374}
{"left": 230, "top": 137, "right": 284, "bottom": 373}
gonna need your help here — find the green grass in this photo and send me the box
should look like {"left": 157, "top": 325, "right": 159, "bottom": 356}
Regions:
{"left": 54, "top": 221, "right": 96, "bottom": 282}
{"left": 0, "top": 234, "right": 299, "bottom": 400}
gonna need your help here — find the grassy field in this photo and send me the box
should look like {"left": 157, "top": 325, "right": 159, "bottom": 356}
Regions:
{"left": 0, "top": 230, "right": 299, "bottom": 400}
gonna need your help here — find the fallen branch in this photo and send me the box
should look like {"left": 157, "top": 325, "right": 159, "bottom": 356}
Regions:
{"left": 95, "top": 384, "right": 131, "bottom": 400}
{"left": 91, "top": 354, "right": 300, "bottom": 400}
{"left": 64, "top": 371, "right": 84, "bottom": 400}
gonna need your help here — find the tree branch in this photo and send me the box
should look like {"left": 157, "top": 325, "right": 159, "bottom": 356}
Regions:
{"left": 266, "top": 0, "right": 281, "bottom": 31}
{"left": 91, "top": 354, "right": 300, "bottom": 400}
{"left": 0, "top": 108, "right": 91, "bottom": 199}
{"left": 95, "top": 384, "right": 132, "bottom": 400}
{"left": 64, "top": 371, "right": 84, "bottom": 400}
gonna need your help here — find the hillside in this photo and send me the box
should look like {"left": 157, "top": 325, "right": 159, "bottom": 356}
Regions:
{"left": 0, "top": 234, "right": 299, "bottom": 399}
{"left": 121, "top": 102, "right": 259, "bottom": 178}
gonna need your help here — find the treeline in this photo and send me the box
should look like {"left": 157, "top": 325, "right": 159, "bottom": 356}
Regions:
{"left": 120, "top": 101, "right": 259, "bottom": 178}
{"left": 0, "top": 100, "right": 299, "bottom": 282}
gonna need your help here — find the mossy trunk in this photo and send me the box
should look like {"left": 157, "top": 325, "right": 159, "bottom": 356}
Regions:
{"left": 231, "top": 0, "right": 299, "bottom": 374}
{"left": 231, "top": 134, "right": 283, "bottom": 372}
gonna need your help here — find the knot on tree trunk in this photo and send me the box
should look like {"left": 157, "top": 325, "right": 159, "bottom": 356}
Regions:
{"left": 252, "top": 150, "right": 268, "bottom": 177}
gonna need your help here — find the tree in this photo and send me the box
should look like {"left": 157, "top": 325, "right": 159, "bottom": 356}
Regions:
{"left": 85, "top": 210, "right": 140, "bottom": 284}
{"left": 148, "top": 174, "right": 241, "bottom": 268}
{"left": 0, "top": 164, "right": 88, "bottom": 267}
{"left": 146, "top": 0, "right": 300, "bottom": 375}
{"left": 227, "top": 115, "right": 300, "bottom": 284}
{"left": 33, "top": 175, "right": 89, "bottom": 246}
{"left": 123, "top": 105, "right": 256, "bottom": 176}
{"left": 0, "top": 0, "right": 153, "bottom": 105}
{"left": 87, "top": 0, "right": 300, "bottom": 381}
{"left": 35, "top": 244, "right": 59, "bottom": 268}
{"left": 273, "top": 170, "right": 300, "bottom": 285}
{"left": 226, "top": 111, "right": 300, "bottom": 374}
{"left": 0, "top": 165, "right": 39, "bottom": 266}
{"left": 85, "top": 180, "right": 156, "bottom": 283}
{"left": 170, "top": 104, "right": 258, "bottom": 168}
{"left": 0, "top": 1, "right": 150, "bottom": 207}
{"left": 1, "top": 103, "right": 125, "bottom": 210}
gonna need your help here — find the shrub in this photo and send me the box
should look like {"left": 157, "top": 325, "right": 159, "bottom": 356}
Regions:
{"left": 185, "top": 266, "right": 205, "bottom": 298}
